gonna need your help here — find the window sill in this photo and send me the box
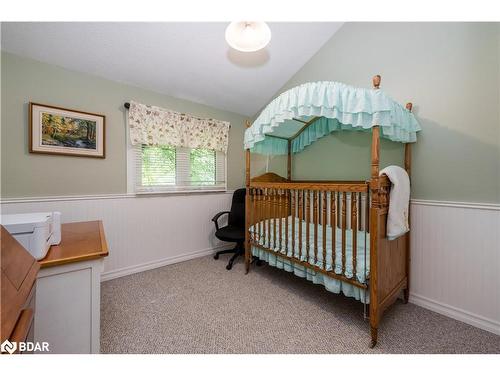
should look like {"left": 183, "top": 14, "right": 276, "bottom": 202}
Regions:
{"left": 134, "top": 188, "right": 228, "bottom": 197}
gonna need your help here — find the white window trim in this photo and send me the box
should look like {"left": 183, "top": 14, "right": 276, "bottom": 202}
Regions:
{"left": 126, "top": 118, "right": 227, "bottom": 195}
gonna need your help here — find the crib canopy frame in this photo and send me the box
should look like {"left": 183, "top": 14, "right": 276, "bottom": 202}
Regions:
{"left": 244, "top": 75, "right": 421, "bottom": 156}
{"left": 243, "top": 76, "right": 419, "bottom": 348}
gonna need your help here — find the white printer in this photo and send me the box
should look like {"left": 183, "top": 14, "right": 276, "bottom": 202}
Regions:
{"left": 1, "top": 212, "right": 61, "bottom": 260}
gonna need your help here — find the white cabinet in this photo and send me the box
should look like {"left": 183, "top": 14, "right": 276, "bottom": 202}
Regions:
{"left": 34, "top": 258, "right": 103, "bottom": 354}
{"left": 32, "top": 220, "right": 108, "bottom": 354}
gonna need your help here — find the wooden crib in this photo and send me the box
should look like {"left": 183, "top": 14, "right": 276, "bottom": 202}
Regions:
{"left": 243, "top": 78, "right": 416, "bottom": 347}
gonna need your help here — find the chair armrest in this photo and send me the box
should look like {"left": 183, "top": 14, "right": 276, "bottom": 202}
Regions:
{"left": 212, "top": 211, "right": 230, "bottom": 231}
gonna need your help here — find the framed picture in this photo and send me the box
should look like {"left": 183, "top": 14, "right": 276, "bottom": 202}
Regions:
{"left": 29, "top": 102, "right": 105, "bottom": 158}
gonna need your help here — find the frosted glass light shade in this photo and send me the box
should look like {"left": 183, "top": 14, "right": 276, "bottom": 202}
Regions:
{"left": 225, "top": 22, "right": 271, "bottom": 52}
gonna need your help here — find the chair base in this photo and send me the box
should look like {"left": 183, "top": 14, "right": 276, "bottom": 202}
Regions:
{"left": 214, "top": 243, "right": 244, "bottom": 270}
{"left": 214, "top": 245, "right": 264, "bottom": 270}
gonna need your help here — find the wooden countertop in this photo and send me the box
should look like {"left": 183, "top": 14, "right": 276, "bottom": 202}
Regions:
{"left": 39, "top": 221, "right": 109, "bottom": 268}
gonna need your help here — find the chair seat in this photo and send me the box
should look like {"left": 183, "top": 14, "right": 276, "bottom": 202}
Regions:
{"left": 215, "top": 225, "right": 245, "bottom": 242}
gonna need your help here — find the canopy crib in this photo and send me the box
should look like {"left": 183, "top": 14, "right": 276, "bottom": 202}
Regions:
{"left": 243, "top": 76, "right": 421, "bottom": 348}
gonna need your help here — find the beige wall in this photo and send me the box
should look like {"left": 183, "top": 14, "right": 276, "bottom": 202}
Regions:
{"left": 1, "top": 52, "right": 248, "bottom": 198}
{"left": 269, "top": 22, "right": 500, "bottom": 203}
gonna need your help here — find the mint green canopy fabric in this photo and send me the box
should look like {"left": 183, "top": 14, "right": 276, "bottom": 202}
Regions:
{"left": 244, "top": 81, "right": 421, "bottom": 155}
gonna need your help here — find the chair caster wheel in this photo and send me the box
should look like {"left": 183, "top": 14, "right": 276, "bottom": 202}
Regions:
{"left": 214, "top": 254, "right": 219, "bottom": 260}
{"left": 226, "top": 263, "right": 232, "bottom": 270}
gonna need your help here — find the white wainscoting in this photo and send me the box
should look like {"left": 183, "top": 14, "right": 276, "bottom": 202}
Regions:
{"left": 409, "top": 200, "right": 499, "bottom": 335}
{"left": 0, "top": 192, "right": 234, "bottom": 281}
{"left": 1, "top": 195, "right": 499, "bottom": 335}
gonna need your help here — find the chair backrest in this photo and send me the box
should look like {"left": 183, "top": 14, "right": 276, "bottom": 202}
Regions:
{"left": 228, "top": 188, "right": 246, "bottom": 228}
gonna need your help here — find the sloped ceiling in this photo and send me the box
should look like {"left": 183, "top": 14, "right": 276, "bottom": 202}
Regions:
{"left": 1, "top": 22, "right": 342, "bottom": 116}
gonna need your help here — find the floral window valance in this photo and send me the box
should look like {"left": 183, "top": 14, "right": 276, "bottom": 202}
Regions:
{"left": 128, "top": 100, "right": 231, "bottom": 153}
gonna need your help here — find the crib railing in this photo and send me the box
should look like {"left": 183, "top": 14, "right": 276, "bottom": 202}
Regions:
{"left": 248, "top": 181, "right": 371, "bottom": 289}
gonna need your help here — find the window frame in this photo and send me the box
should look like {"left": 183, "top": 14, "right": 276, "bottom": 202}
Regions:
{"left": 126, "top": 125, "right": 227, "bottom": 195}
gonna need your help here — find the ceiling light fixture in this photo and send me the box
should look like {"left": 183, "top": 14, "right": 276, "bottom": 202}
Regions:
{"left": 225, "top": 22, "right": 271, "bottom": 52}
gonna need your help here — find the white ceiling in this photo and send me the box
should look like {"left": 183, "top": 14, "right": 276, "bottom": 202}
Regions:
{"left": 1, "top": 22, "right": 343, "bottom": 116}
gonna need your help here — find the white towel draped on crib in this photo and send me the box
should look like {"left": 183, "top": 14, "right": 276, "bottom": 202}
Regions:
{"left": 379, "top": 166, "right": 410, "bottom": 240}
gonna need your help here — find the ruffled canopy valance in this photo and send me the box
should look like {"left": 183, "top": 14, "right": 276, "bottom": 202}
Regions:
{"left": 129, "top": 100, "right": 231, "bottom": 153}
{"left": 245, "top": 81, "right": 421, "bottom": 155}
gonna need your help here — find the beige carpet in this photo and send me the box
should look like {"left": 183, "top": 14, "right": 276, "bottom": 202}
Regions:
{"left": 101, "top": 255, "right": 500, "bottom": 354}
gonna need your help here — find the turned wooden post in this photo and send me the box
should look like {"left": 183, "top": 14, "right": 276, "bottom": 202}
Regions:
{"left": 245, "top": 120, "right": 252, "bottom": 274}
{"left": 352, "top": 192, "right": 358, "bottom": 280}
{"left": 287, "top": 140, "right": 292, "bottom": 180}
{"left": 369, "top": 75, "right": 381, "bottom": 347}
{"left": 341, "top": 192, "right": 347, "bottom": 275}
{"left": 371, "top": 129, "right": 380, "bottom": 180}
{"left": 403, "top": 102, "right": 413, "bottom": 303}
{"left": 330, "top": 192, "right": 337, "bottom": 269}
{"left": 404, "top": 103, "right": 413, "bottom": 177}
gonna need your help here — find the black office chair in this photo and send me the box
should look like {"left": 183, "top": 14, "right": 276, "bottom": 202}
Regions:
{"left": 212, "top": 188, "right": 246, "bottom": 270}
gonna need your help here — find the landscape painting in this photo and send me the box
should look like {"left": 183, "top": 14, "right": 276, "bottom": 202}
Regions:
{"left": 30, "top": 103, "right": 105, "bottom": 158}
{"left": 41, "top": 113, "right": 97, "bottom": 149}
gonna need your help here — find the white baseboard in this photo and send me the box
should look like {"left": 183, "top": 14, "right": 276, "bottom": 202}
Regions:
{"left": 410, "top": 293, "right": 500, "bottom": 336}
{"left": 101, "top": 245, "right": 232, "bottom": 282}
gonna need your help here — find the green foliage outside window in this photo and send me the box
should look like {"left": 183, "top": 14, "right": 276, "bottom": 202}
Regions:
{"left": 141, "top": 146, "right": 216, "bottom": 186}
{"left": 141, "top": 145, "right": 176, "bottom": 186}
{"left": 190, "top": 149, "right": 216, "bottom": 185}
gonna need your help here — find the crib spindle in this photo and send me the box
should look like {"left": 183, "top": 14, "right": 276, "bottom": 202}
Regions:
{"left": 298, "top": 190, "right": 303, "bottom": 261}
{"left": 313, "top": 190, "right": 318, "bottom": 264}
{"left": 284, "top": 190, "right": 289, "bottom": 254}
{"left": 322, "top": 191, "right": 327, "bottom": 270}
{"left": 256, "top": 190, "right": 259, "bottom": 241}
{"left": 278, "top": 190, "right": 283, "bottom": 251}
{"left": 337, "top": 193, "right": 341, "bottom": 229}
{"left": 267, "top": 188, "right": 271, "bottom": 248}
{"left": 331, "top": 192, "right": 336, "bottom": 272}
{"left": 341, "top": 192, "right": 347, "bottom": 275}
{"left": 366, "top": 190, "right": 370, "bottom": 234}
{"left": 352, "top": 192, "right": 358, "bottom": 280}
{"left": 358, "top": 192, "right": 362, "bottom": 230}
{"left": 305, "top": 190, "right": 310, "bottom": 263}
{"left": 261, "top": 189, "right": 266, "bottom": 244}
{"left": 271, "top": 189, "right": 277, "bottom": 249}
{"left": 291, "top": 190, "right": 296, "bottom": 259}
{"left": 254, "top": 189, "right": 259, "bottom": 242}
{"left": 262, "top": 189, "right": 265, "bottom": 245}
{"left": 248, "top": 189, "right": 253, "bottom": 242}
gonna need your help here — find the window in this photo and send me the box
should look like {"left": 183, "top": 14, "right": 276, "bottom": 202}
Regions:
{"left": 129, "top": 144, "right": 226, "bottom": 194}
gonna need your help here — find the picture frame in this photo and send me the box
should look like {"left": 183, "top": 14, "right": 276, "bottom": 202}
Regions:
{"left": 29, "top": 102, "right": 106, "bottom": 158}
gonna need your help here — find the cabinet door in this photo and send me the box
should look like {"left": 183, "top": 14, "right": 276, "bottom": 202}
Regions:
{"left": 35, "top": 267, "right": 92, "bottom": 354}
